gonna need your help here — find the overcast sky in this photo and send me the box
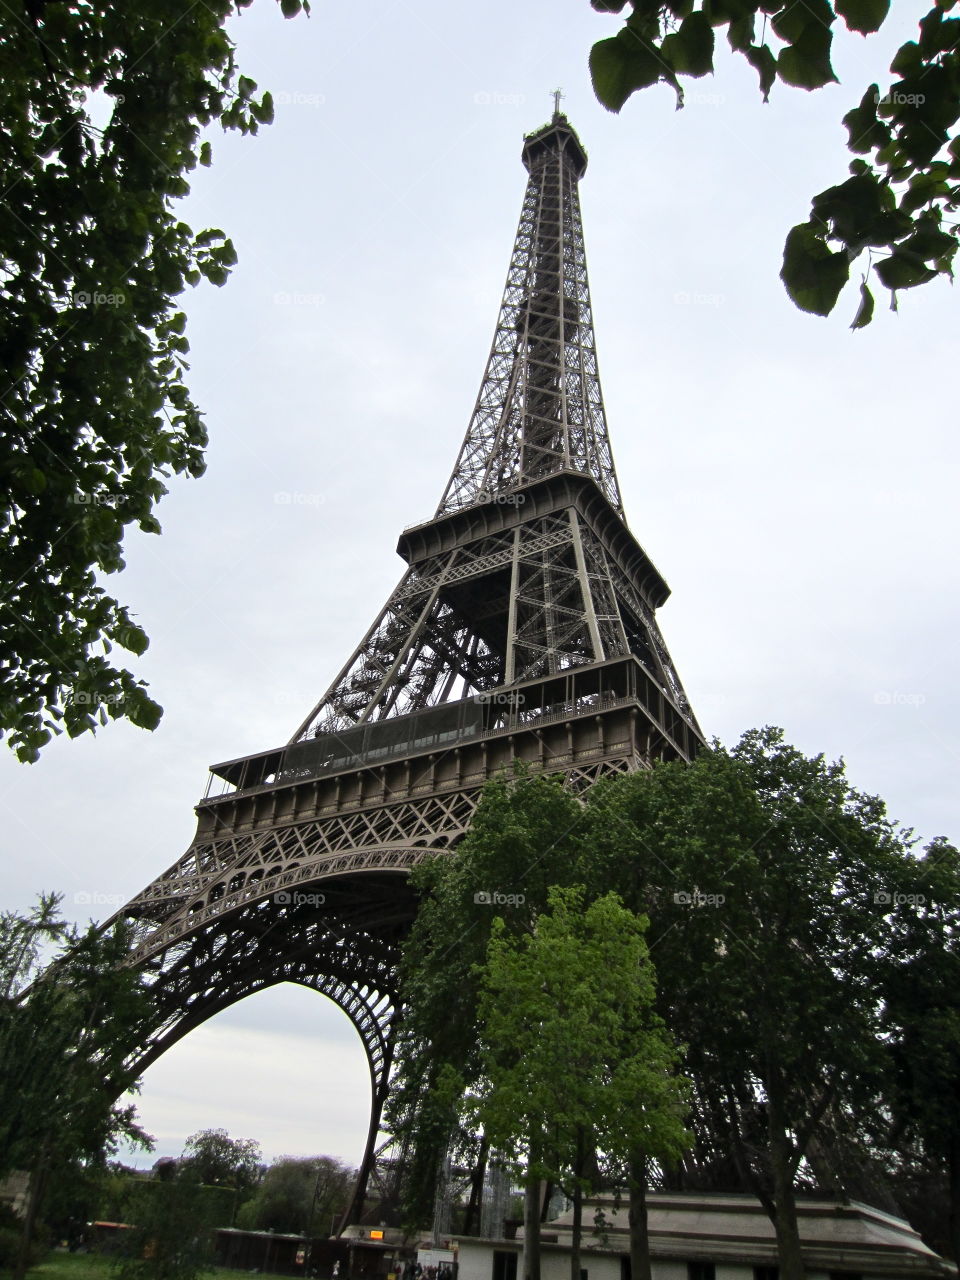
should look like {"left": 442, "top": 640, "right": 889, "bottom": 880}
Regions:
{"left": 2, "top": 0, "right": 957, "bottom": 1170}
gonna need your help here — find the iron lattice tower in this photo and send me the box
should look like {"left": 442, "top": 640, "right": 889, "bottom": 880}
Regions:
{"left": 114, "top": 111, "right": 704, "bottom": 1224}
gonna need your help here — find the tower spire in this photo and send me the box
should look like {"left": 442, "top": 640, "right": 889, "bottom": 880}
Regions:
{"left": 435, "top": 113, "right": 622, "bottom": 517}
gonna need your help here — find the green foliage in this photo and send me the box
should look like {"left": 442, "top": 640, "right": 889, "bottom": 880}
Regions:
{"left": 178, "top": 1130, "right": 263, "bottom": 1193}
{"left": 386, "top": 768, "right": 589, "bottom": 1228}
{"left": 587, "top": 0, "right": 960, "bottom": 322}
{"left": 474, "top": 886, "right": 690, "bottom": 1187}
{"left": 0, "top": 895, "right": 153, "bottom": 1187}
{"left": 111, "top": 1178, "right": 217, "bottom": 1280}
{"left": 0, "top": 0, "right": 307, "bottom": 761}
{"left": 392, "top": 730, "right": 960, "bottom": 1266}
{"left": 234, "top": 1155, "right": 355, "bottom": 1235}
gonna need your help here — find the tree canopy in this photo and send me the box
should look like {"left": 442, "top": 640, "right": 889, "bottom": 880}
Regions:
{"left": 179, "top": 1128, "right": 264, "bottom": 1192}
{"left": 588, "top": 0, "right": 960, "bottom": 324}
{"left": 0, "top": 0, "right": 306, "bottom": 762}
{"left": 390, "top": 730, "right": 960, "bottom": 1272}
{"left": 0, "top": 893, "right": 153, "bottom": 1279}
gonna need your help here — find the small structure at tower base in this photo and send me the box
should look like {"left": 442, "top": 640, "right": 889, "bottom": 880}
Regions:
{"left": 453, "top": 1192, "right": 952, "bottom": 1280}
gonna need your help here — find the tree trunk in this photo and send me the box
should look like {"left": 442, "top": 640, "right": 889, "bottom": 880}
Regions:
{"left": 767, "top": 1083, "right": 805, "bottom": 1280}
{"left": 522, "top": 1142, "right": 541, "bottom": 1280}
{"left": 949, "top": 1130, "right": 960, "bottom": 1267}
{"left": 463, "top": 1136, "right": 489, "bottom": 1238}
{"left": 627, "top": 1152, "right": 652, "bottom": 1280}
{"left": 570, "top": 1179, "right": 582, "bottom": 1280}
{"left": 15, "top": 1153, "right": 49, "bottom": 1280}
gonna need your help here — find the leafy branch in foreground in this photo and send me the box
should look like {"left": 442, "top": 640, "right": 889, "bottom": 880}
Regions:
{"left": 0, "top": 0, "right": 308, "bottom": 761}
{"left": 588, "top": 0, "right": 959, "bottom": 324}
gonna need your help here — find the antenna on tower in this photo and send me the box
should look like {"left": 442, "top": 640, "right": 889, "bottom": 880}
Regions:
{"left": 552, "top": 87, "right": 564, "bottom": 120}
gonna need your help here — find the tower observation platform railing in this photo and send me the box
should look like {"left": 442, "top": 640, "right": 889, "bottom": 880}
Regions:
{"left": 202, "top": 653, "right": 700, "bottom": 803}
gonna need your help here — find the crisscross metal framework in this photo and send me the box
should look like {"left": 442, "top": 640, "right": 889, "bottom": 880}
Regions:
{"left": 113, "top": 112, "right": 704, "bottom": 1232}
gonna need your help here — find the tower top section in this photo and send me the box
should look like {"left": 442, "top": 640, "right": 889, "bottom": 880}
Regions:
{"left": 436, "top": 114, "right": 622, "bottom": 518}
{"left": 522, "top": 111, "right": 588, "bottom": 180}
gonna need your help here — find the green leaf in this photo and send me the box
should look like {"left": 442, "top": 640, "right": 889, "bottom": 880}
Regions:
{"left": 125, "top": 692, "right": 163, "bottom": 731}
{"left": 118, "top": 623, "right": 149, "bottom": 656}
{"left": 874, "top": 250, "right": 938, "bottom": 289}
{"left": 199, "top": 141, "right": 213, "bottom": 167}
{"left": 772, "top": 0, "right": 834, "bottom": 44}
{"left": 745, "top": 43, "right": 777, "bottom": 99}
{"left": 780, "top": 223, "right": 851, "bottom": 314}
{"left": 835, "top": 0, "right": 889, "bottom": 34}
{"left": 850, "top": 281, "right": 874, "bottom": 328}
{"left": 890, "top": 41, "right": 922, "bottom": 76}
{"left": 899, "top": 224, "right": 956, "bottom": 261}
{"left": 252, "top": 91, "right": 274, "bottom": 125}
{"left": 667, "top": 11, "right": 716, "bottom": 73}
{"left": 777, "top": 26, "right": 837, "bottom": 89}
{"left": 590, "top": 34, "right": 665, "bottom": 110}
{"left": 842, "top": 87, "right": 890, "bottom": 153}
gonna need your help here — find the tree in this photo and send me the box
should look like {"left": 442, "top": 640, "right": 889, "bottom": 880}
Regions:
{"left": 0, "top": 894, "right": 153, "bottom": 1280}
{"left": 474, "top": 887, "right": 690, "bottom": 1280}
{"left": 386, "top": 769, "right": 589, "bottom": 1233}
{"left": 236, "top": 1155, "right": 355, "bottom": 1235}
{"left": 113, "top": 1176, "right": 217, "bottom": 1280}
{"left": 879, "top": 837, "right": 960, "bottom": 1260}
{"left": 587, "top": 0, "right": 960, "bottom": 325}
{"left": 0, "top": 0, "right": 307, "bottom": 762}
{"left": 592, "top": 727, "right": 949, "bottom": 1280}
{"left": 179, "top": 1129, "right": 263, "bottom": 1193}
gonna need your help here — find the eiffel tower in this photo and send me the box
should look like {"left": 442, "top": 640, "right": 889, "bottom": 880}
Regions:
{"left": 116, "top": 106, "right": 704, "bottom": 1223}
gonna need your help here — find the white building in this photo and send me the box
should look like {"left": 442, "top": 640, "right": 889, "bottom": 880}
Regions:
{"left": 453, "top": 1193, "right": 952, "bottom": 1280}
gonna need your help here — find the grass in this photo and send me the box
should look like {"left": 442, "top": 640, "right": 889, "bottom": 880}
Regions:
{"left": 27, "top": 1251, "right": 291, "bottom": 1280}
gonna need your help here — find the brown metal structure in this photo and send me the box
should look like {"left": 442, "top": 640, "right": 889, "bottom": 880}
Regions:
{"left": 114, "top": 110, "right": 704, "bottom": 1225}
